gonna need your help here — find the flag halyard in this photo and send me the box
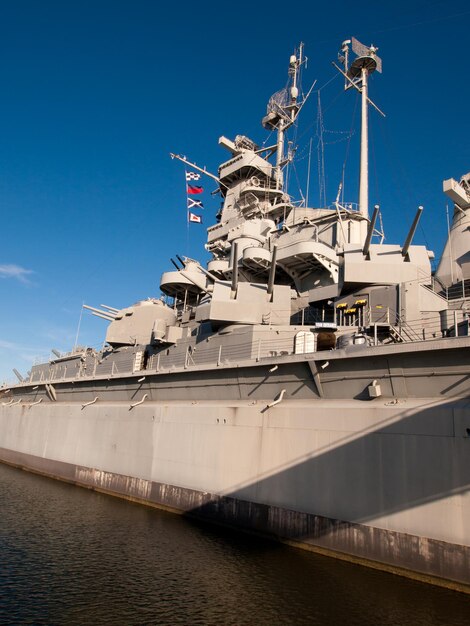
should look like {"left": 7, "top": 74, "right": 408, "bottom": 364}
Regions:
{"left": 185, "top": 170, "right": 204, "bottom": 226}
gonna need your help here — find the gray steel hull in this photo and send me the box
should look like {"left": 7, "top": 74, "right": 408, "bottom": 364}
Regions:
{"left": 1, "top": 338, "right": 470, "bottom": 591}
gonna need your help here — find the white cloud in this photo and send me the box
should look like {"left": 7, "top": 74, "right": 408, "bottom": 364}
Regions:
{"left": 0, "top": 264, "right": 34, "bottom": 283}
{"left": 0, "top": 339, "right": 20, "bottom": 350}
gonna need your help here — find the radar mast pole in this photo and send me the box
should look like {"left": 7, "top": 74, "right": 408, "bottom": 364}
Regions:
{"left": 338, "top": 38, "right": 383, "bottom": 243}
{"left": 359, "top": 64, "right": 369, "bottom": 228}
{"left": 270, "top": 44, "right": 305, "bottom": 191}
{"left": 276, "top": 119, "right": 285, "bottom": 190}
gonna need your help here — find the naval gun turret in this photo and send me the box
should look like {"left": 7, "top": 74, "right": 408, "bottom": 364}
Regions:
{"left": 84, "top": 299, "right": 182, "bottom": 347}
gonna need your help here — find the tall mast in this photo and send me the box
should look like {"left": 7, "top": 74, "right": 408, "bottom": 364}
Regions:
{"left": 337, "top": 38, "right": 383, "bottom": 242}
{"left": 359, "top": 65, "right": 369, "bottom": 222}
{"left": 275, "top": 119, "right": 285, "bottom": 188}
{"left": 263, "top": 44, "right": 306, "bottom": 191}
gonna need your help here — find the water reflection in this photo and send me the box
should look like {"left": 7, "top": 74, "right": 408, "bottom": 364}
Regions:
{"left": 0, "top": 463, "right": 468, "bottom": 625}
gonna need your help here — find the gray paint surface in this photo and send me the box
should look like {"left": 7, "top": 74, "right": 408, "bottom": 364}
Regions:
{"left": 1, "top": 343, "right": 470, "bottom": 588}
{"left": 1, "top": 45, "right": 470, "bottom": 590}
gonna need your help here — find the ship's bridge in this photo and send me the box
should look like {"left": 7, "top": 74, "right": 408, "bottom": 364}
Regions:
{"left": 218, "top": 150, "right": 274, "bottom": 190}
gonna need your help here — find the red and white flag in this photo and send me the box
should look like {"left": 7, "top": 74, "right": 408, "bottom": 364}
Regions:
{"left": 188, "top": 212, "right": 202, "bottom": 223}
{"left": 187, "top": 184, "right": 203, "bottom": 195}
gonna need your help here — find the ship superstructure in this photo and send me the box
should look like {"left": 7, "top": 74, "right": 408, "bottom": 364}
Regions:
{"left": 67, "top": 40, "right": 466, "bottom": 366}
{"left": 1, "top": 41, "right": 469, "bottom": 592}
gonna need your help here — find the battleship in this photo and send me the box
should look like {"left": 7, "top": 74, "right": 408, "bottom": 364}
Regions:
{"left": 1, "top": 40, "right": 469, "bottom": 591}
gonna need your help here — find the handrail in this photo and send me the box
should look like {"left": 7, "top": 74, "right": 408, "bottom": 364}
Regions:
{"left": 10, "top": 305, "right": 469, "bottom": 389}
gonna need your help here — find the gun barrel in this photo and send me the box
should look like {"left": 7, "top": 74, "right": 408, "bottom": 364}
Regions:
{"left": 231, "top": 243, "right": 238, "bottom": 298}
{"left": 402, "top": 206, "right": 423, "bottom": 257}
{"left": 363, "top": 205, "right": 380, "bottom": 256}
{"left": 267, "top": 245, "right": 278, "bottom": 297}
{"left": 13, "top": 368, "right": 24, "bottom": 382}
{"left": 179, "top": 271, "right": 212, "bottom": 295}
{"left": 197, "top": 265, "right": 217, "bottom": 283}
{"left": 83, "top": 304, "right": 115, "bottom": 321}
{"left": 91, "top": 311, "right": 116, "bottom": 322}
{"left": 100, "top": 304, "right": 120, "bottom": 313}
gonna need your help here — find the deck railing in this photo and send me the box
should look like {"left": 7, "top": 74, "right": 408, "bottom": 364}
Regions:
{"left": 9, "top": 283, "right": 470, "bottom": 387}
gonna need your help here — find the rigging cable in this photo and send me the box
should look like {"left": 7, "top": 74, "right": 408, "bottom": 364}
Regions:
{"left": 306, "top": 136, "right": 313, "bottom": 207}
{"left": 341, "top": 90, "right": 360, "bottom": 205}
{"left": 316, "top": 91, "right": 326, "bottom": 207}
{"left": 369, "top": 91, "right": 386, "bottom": 243}
{"left": 369, "top": 85, "right": 380, "bottom": 209}
{"left": 291, "top": 159, "right": 306, "bottom": 208}
{"left": 376, "top": 112, "right": 437, "bottom": 266}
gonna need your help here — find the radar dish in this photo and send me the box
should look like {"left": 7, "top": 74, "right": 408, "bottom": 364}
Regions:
{"left": 267, "top": 88, "right": 289, "bottom": 115}
{"left": 351, "top": 37, "right": 370, "bottom": 58}
{"left": 351, "top": 37, "right": 382, "bottom": 74}
{"left": 262, "top": 87, "right": 291, "bottom": 130}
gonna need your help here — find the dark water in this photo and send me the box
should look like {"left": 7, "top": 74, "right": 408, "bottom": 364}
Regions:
{"left": 0, "top": 464, "right": 468, "bottom": 625}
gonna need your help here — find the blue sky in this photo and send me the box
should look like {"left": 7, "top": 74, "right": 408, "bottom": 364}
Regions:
{"left": 0, "top": 0, "right": 469, "bottom": 382}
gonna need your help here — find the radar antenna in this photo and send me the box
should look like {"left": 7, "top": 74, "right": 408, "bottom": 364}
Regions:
{"left": 334, "top": 38, "right": 384, "bottom": 243}
{"left": 262, "top": 43, "right": 309, "bottom": 190}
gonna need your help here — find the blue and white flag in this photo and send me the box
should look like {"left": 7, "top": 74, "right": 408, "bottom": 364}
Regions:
{"left": 187, "top": 197, "right": 204, "bottom": 209}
